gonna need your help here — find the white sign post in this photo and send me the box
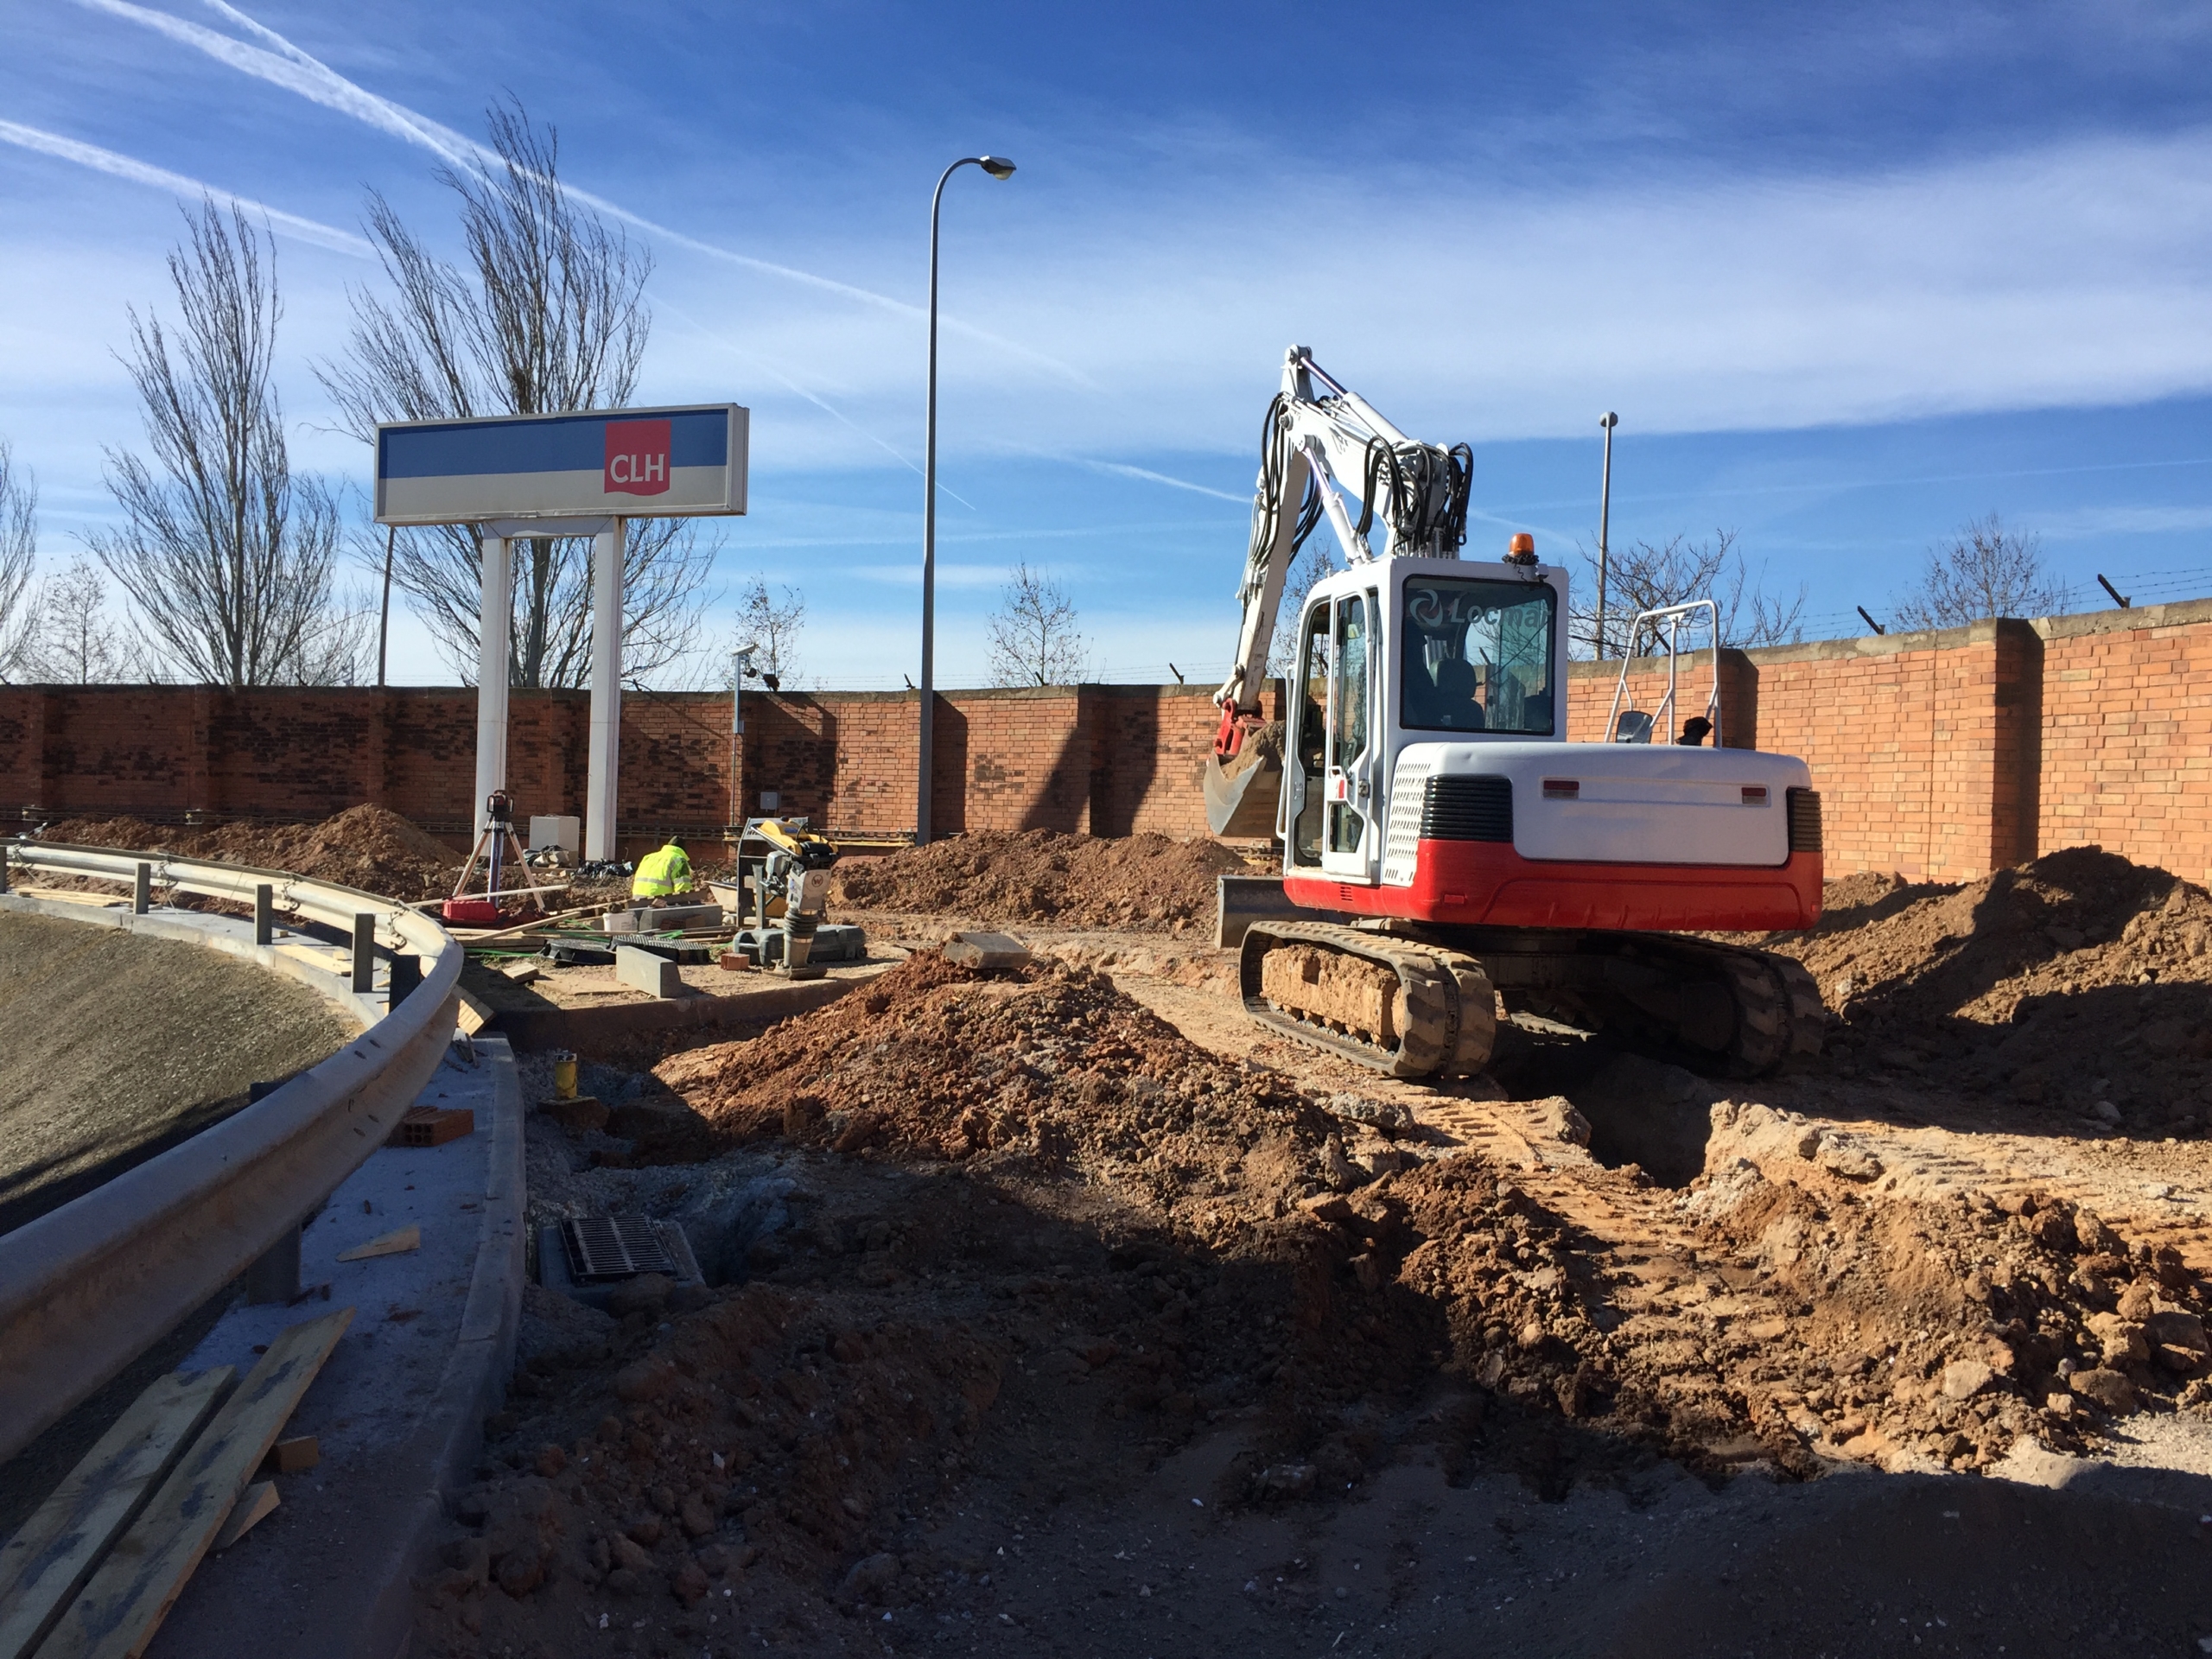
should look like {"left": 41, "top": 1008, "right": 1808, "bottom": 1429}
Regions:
{"left": 374, "top": 405, "right": 747, "bottom": 862}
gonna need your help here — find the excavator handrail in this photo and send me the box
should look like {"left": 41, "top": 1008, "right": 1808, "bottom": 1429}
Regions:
{"left": 1603, "top": 600, "right": 1723, "bottom": 747}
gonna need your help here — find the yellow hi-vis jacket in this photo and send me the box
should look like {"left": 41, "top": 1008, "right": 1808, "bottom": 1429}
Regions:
{"left": 632, "top": 842, "right": 693, "bottom": 899}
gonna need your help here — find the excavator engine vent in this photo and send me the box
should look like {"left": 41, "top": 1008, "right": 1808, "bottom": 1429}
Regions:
{"left": 1419, "top": 775, "right": 1514, "bottom": 842}
{"left": 1786, "top": 787, "right": 1823, "bottom": 853}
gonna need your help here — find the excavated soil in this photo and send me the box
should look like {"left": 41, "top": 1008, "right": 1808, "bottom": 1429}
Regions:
{"left": 830, "top": 830, "right": 1255, "bottom": 933}
{"left": 35, "top": 804, "right": 466, "bottom": 901}
{"left": 415, "top": 912, "right": 2212, "bottom": 1658}
{"left": 1727, "top": 846, "right": 2212, "bottom": 1131}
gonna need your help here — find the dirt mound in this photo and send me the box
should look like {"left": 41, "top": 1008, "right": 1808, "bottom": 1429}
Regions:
{"left": 37, "top": 805, "right": 462, "bottom": 901}
{"left": 660, "top": 949, "right": 1325, "bottom": 1173}
{"left": 1742, "top": 848, "right": 2212, "bottom": 1124}
{"left": 830, "top": 829, "right": 1252, "bottom": 932}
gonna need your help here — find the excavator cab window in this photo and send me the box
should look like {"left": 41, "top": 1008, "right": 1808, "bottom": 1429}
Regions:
{"left": 1400, "top": 577, "right": 1556, "bottom": 735}
{"left": 1291, "top": 601, "right": 1331, "bottom": 867}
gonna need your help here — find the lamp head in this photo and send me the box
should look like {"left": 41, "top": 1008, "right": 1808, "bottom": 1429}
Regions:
{"left": 979, "top": 156, "right": 1016, "bottom": 180}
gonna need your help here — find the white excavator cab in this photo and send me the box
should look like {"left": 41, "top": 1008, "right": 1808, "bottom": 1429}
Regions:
{"left": 1283, "top": 556, "right": 1569, "bottom": 884}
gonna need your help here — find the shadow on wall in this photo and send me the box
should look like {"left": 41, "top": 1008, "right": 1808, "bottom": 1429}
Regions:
{"left": 931, "top": 698, "right": 967, "bottom": 837}
{"left": 1089, "top": 694, "right": 1161, "bottom": 838}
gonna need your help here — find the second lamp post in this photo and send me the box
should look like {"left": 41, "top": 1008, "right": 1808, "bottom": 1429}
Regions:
{"left": 916, "top": 153, "right": 1015, "bottom": 847}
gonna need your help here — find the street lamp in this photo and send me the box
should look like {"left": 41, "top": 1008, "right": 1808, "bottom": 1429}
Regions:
{"left": 1597, "top": 411, "right": 1618, "bottom": 658}
{"left": 917, "top": 154, "right": 1016, "bottom": 846}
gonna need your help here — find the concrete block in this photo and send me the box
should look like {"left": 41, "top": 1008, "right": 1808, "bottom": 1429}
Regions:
{"left": 615, "top": 944, "right": 683, "bottom": 998}
{"left": 944, "top": 931, "right": 1030, "bottom": 970}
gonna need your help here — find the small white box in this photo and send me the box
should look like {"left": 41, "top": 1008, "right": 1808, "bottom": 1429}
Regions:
{"left": 528, "top": 814, "right": 581, "bottom": 854}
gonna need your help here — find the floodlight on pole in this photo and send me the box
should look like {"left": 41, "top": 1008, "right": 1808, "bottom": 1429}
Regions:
{"left": 918, "top": 154, "right": 1017, "bottom": 847}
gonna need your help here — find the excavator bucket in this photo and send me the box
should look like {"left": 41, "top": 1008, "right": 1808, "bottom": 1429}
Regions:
{"left": 1204, "top": 723, "right": 1284, "bottom": 838}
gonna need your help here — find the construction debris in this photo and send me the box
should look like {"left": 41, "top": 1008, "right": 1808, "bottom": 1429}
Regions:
{"left": 10, "top": 1309, "right": 351, "bottom": 1659}
{"left": 208, "top": 1482, "right": 277, "bottom": 1553}
{"left": 336, "top": 1225, "right": 421, "bottom": 1262}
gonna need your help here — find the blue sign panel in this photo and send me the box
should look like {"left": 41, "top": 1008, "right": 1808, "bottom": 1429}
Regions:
{"left": 373, "top": 404, "right": 747, "bottom": 525}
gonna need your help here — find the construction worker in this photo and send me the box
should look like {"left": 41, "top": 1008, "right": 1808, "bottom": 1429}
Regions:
{"left": 632, "top": 833, "right": 696, "bottom": 905}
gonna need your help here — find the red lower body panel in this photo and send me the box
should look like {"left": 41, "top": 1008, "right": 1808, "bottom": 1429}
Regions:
{"left": 1285, "top": 842, "right": 1823, "bottom": 931}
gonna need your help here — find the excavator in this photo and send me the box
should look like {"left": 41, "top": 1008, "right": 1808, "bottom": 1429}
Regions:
{"left": 1206, "top": 348, "right": 1825, "bottom": 1080}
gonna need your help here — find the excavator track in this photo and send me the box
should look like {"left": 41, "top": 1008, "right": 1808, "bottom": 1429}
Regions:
{"left": 1242, "top": 919, "right": 1823, "bottom": 1084}
{"left": 1240, "top": 919, "right": 1496, "bottom": 1080}
{"left": 1512, "top": 931, "right": 1827, "bottom": 1078}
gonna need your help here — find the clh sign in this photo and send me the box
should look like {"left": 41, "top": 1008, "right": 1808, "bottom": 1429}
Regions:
{"left": 605, "top": 418, "right": 671, "bottom": 496}
{"left": 374, "top": 404, "right": 747, "bottom": 525}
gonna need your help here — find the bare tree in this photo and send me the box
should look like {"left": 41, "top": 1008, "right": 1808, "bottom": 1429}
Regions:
{"left": 23, "top": 557, "right": 137, "bottom": 683}
{"left": 1891, "top": 513, "right": 2069, "bottom": 629}
{"left": 88, "top": 200, "right": 360, "bottom": 686}
{"left": 1572, "top": 528, "right": 1805, "bottom": 657}
{"left": 726, "top": 577, "right": 805, "bottom": 685}
{"left": 987, "top": 563, "right": 1090, "bottom": 687}
{"left": 1267, "top": 541, "right": 1337, "bottom": 678}
{"left": 317, "top": 99, "right": 711, "bottom": 688}
{"left": 0, "top": 440, "right": 35, "bottom": 681}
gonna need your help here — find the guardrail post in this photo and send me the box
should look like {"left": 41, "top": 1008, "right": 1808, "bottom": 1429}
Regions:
{"left": 132, "top": 861, "right": 151, "bottom": 914}
{"left": 243, "top": 1224, "right": 302, "bottom": 1305}
{"left": 352, "top": 912, "right": 377, "bottom": 992}
{"left": 254, "top": 883, "right": 274, "bottom": 945}
{"left": 389, "top": 952, "right": 422, "bottom": 1006}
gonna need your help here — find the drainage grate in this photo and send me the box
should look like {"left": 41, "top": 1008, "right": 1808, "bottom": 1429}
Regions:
{"left": 560, "top": 1215, "right": 677, "bottom": 1283}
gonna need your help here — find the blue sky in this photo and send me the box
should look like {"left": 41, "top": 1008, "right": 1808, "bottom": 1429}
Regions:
{"left": 5, "top": 2, "right": 2212, "bottom": 686}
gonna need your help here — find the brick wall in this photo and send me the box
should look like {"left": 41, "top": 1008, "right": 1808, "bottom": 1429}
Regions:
{"left": 0, "top": 679, "right": 1259, "bottom": 852}
{"left": 1564, "top": 599, "right": 2212, "bottom": 884}
{"left": 4, "top": 600, "right": 2209, "bottom": 880}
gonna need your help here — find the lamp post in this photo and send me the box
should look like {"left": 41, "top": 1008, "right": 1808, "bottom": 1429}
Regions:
{"left": 1596, "top": 411, "right": 1618, "bottom": 658}
{"left": 918, "top": 153, "right": 1016, "bottom": 847}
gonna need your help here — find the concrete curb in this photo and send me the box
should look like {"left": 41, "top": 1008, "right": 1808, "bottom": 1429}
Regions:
{"left": 490, "top": 975, "right": 853, "bottom": 1052}
{"left": 350, "top": 1035, "right": 527, "bottom": 1659}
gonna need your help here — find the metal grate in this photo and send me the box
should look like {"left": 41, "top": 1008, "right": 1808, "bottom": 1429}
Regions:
{"left": 1786, "top": 787, "right": 1823, "bottom": 853}
{"left": 1420, "top": 775, "right": 1514, "bottom": 842}
{"left": 561, "top": 1215, "right": 677, "bottom": 1283}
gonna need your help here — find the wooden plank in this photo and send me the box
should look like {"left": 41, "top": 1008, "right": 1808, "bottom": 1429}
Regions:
{"left": 207, "top": 1484, "right": 276, "bottom": 1554}
{"left": 335, "top": 1225, "right": 420, "bottom": 1262}
{"left": 35, "top": 1307, "right": 353, "bottom": 1659}
{"left": 0, "top": 1370, "right": 231, "bottom": 1659}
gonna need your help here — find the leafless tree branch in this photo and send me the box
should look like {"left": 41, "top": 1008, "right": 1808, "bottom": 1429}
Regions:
{"left": 316, "top": 99, "right": 710, "bottom": 688}
{"left": 987, "top": 563, "right": 1090, "bottom": 687}
{"left": 1890, "top": 513, "right": 2069, "bottom": 629}
{"left": 87, "top": 200, "right": 361, "bottom": 686}
{"left": 1571, "top": 528, "right": 1806, "bottom": 656}
{"left": 0, "top": 440, "right": 36, "bottom": 681}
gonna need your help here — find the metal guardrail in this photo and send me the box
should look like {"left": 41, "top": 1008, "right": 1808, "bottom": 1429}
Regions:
{"left": 0, "top": 841, "right": 462, "bottom": 1464}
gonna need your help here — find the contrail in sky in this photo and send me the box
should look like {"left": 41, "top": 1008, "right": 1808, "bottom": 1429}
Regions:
{"left": 63, "top": 0, "right": 1092, "bottom": 385}
{"left": 652, "top": 295, "right": 978, "bottom": 512}
{"left": 0, "top": 118, "right": 372, "bottom": 255}
{"left": 1075, "top": 459, "right": 1248, "bottom": 505}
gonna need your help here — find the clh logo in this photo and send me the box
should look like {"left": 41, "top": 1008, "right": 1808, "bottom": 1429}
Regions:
{"left": 604, "top": 418, "right": 671, "bottom": 496}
